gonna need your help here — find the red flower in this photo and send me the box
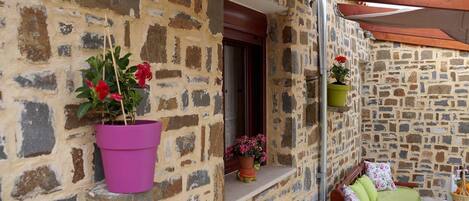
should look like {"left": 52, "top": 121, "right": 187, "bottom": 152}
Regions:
{"left": 135, "top": 62, "right": 152, "bottom": 88}
{"left": 110, "top": 93, "right": 123, "bottom": 102}
{"left": 95, "top": 80, "right": 110, "bottom": 101}
{"left": 85, "top": 80, "right": 94, "bottom": 88}
{"left": 335, "top": 55, "right": 347, "bottom": 63}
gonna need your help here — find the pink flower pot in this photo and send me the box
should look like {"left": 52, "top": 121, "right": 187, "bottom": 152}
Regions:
{"left": 96, "top": 120, "right": 162, "bottom": 193}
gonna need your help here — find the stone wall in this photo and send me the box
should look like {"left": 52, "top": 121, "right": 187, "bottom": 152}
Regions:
{"left": 258, "top": 0, "right": 321, "bottom": 199}
{"left": 325, "top": 0, "right": 371, "bottom": 192}
{"left": 254, "top": 0, "right": 370, "bottom": 200}
{"left": 362, "top": 41, "right": 469, "bottom": 199}
{"left": 0, "top": 0, "right": 224, "bottom": 200}
{"left": 0, "top": 0, "right": 372, "bottom": 200}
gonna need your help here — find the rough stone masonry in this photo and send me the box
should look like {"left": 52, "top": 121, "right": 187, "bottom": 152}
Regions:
{"left": 0, "top": 0, "right": 224, "bottom": 200}
{"left": 0, "top": 0, "right": 370, "bottom": 200}
{"left": 362, "top": 41, "right": 469, "bottom": 200}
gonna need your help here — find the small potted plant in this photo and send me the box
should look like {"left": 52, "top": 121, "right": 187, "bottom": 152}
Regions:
{"left": 328, "top": 55, "right": 350, "bottom": 107}
{"left": 75, "top": 46, "right": 160, "bottom": 193}
{"left": 226, "top": 134, "right": 267, "bottom": 183}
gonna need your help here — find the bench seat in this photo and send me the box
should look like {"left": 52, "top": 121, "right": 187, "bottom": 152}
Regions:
{"left": 330, "top": 161, "right": 420, "bottom": 201}
{"left": 377, "top": 186, "right": 421, "bottom": 201}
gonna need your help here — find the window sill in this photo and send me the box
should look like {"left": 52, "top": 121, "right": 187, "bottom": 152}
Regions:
{"left": 224, "top": 165, "right": 296, "bottom": 201}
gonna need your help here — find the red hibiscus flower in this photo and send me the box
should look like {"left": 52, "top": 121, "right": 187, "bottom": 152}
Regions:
{"left": 85, "top": 80, "right": 94, "bottom": 88}
{"left": 135, "top": 62, "right": 152, "bottom": 88}
{"left": 95, "top": 80, "right": 110, "bottom": 101}
{"left": 335, "top": 55, "right": 347, "bottom": 63}
{"left": 110, "top": 93, "right": 123, "bottom": 102}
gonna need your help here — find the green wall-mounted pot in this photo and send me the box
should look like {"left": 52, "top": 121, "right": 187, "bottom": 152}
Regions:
{"left": 327, "top": 83, "right": 350, "bottom": 107}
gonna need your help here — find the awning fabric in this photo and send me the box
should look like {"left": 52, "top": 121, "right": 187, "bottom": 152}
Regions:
{"left": 345, "top": 8, "right": 469, "bottom": 44}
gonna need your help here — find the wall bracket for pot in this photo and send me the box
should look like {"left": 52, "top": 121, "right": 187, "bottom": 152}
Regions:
{"left": 327, "top": 106, "right": 350, "bottom": 113}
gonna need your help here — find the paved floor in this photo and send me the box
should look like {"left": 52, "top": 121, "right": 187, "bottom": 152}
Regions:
{"left": 422, "top": 197, "right": 445, "bottom": 201}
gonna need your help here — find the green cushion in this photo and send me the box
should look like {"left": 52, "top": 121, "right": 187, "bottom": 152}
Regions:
{"left": 350, "top": 182, "right": 370, "bottom": 201}
{"left": 377, "top": 187, "right": 421, "bottom": 201}
{"left": 357, "top": 175, "right": 378, "bottom": 201}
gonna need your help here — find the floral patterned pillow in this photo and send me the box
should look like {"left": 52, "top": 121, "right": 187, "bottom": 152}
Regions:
{"left": 342, "top": 185, "right": 360, "bottom": 201}
{"left": 365, "top": 161, "right": 396, "bottom": 191}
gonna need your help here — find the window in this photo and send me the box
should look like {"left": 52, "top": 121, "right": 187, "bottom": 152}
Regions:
{"left": 223, "top": 1, "right": 267, "bottom": 174}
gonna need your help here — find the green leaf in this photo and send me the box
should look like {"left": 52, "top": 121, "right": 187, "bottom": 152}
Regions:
{"left": 75, "top": 86, "right": 88, "bottom": 92}
{"left": 77, "top": 90, "right": 92, "bottom": 98}
{"left": 92, "top": 76, "right": 100, "bottom": 84}
{"left": 126, "top": 66, "right": 137, "bottom": 73}
{"left": 114, "top": 46, "right": 121, "bottom": 58}
{"left": 77, "top": 102, "right": 93, "bottom": 119}
{"left": 122, "top": 53, "right": 132, "bottom": 59}
{"left": 254, "top": 163, "right": 261, "bottom": 171}
{"left": 118, "top": 59, "right": 129, "bottom": 69}
{"left": 87, "top": 56, "right": 99, "bottom": 69}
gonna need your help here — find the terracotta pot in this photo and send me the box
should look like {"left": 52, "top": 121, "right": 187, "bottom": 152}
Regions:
{"left": 239, "top": 156, "right": 256, "bottom": 178}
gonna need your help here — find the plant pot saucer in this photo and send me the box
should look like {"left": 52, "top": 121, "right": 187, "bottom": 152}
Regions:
{"left": 236, "top": 171, "right": 257, "bottom": 183}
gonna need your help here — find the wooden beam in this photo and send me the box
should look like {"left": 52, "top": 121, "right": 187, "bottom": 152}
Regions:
{"left": 371, "top": 31, "right": 469, "bottom": 51}
{"left": 360, "top": 23, "right": 453, "bottom": 40}
{"left": 358, "top": 0, "right": 469, "bottom": 11}
{"left": 337, "top": 3, "right": 396, "bottom": 16}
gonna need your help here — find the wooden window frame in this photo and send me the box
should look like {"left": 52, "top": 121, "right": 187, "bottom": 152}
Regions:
{"left": 223, "top": 0, "right": 267, "bottom": 174}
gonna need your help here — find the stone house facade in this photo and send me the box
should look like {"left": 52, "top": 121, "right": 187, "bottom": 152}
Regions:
{"left": 0, "top": 0, "right": 369, "bottom": 200}
{"left": 1, "top": 0, "right": 466, "bottom": 201}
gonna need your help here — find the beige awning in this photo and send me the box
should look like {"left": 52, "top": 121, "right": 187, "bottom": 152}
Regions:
{"left": 345, "top": 8, "right": 469, "bottom": 44}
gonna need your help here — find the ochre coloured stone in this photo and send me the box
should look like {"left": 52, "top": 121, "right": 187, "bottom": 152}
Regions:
{"left": 435, "top": 152, "right": 445, "bottom": 163}
{"left": 406, "top": 134, "right": 422, "bottom": 143}
{"left": 155, "top": 70, "right": 182, "bottom": 80}
{"left": 157, "top": 97, "right": 178, "bottom": 111}
{"left": 169, "top": 13, "right": 202, "bottom": 30}
{"left": 18, "top": 6, "right": 51, "bottom": 62}
{"left": 201, "top": 126, "right": 206, "bottom": 161}
{"left": 186, "top": 46, "right": 202, "bottom": 70}
{"left": 71, "top": 148, "right": 85, "bottom": 183}
{"left": 162, "top": 115, "right": 199, "bottom": 131}
{"left": 207, "top": 0, "right": 223, "bottom": 34}
{"left": 124, "top": 21, "right": 130, "bottom": 47}
{"left": 217, "top": 44, "right": 223, "bottom": 72}
{"left": 282, "top": 26, "right": 297, "bottom": 44}
{"left": 277, "top": 153, "right": 293, "bottom": 166}
{"left": 64, "top": 104, "right": 101, "bottom": 130}
{"left": 300, "top": 31, "right": 308, "bottom": 45}
{"left": 208, "top": 122, "right": 223, "bottom": 158}
{"left": 141, "top": 24, "right": 167, "bottom": 64}
{"left": 428, "top": 85, "right": 452, "bottom": 94}
{"left": 173, "top": 37, "right": 181, "bottom": 64}
{"left": 153, "top": 176, "right": 182, "bottom": 200}
{"left": 75, "top": 0, "right": 140, "bottom": 17}
{"left": 169, "top": 0, "right": 191, "bottom": 7}
{"left": 11, "top": 166, "right": 60, "bottom": 199}
{"left": 194, "top": 0, "right": 202, "bottom": 13}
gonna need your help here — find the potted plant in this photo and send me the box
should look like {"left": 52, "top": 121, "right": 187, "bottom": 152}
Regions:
{"left": 328, "top": 55, "right": 350, "bottom": 107}
{"left": 226, "top": 134, "right": 267, "bottom": 183}
{"left": 75, "top": 46, "right": 160, "bottom": 193}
